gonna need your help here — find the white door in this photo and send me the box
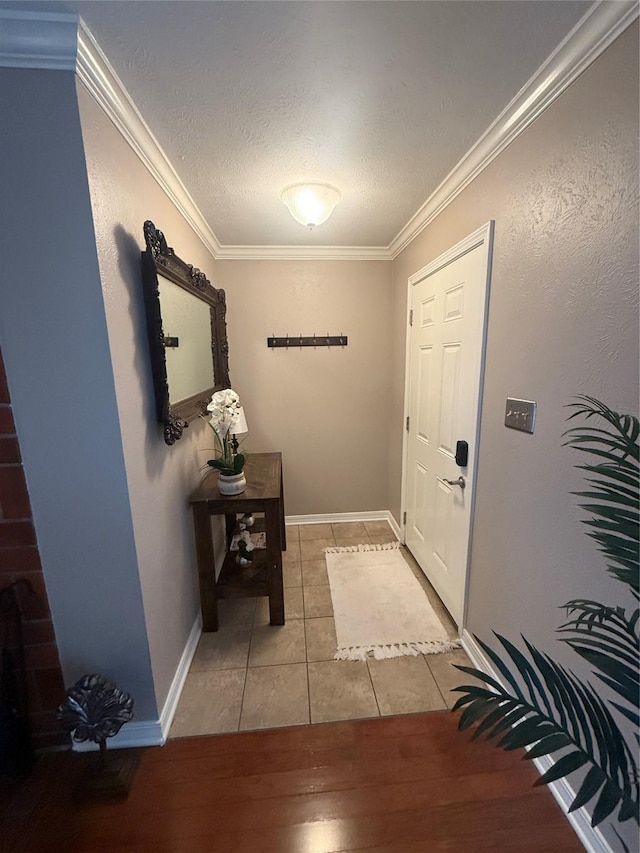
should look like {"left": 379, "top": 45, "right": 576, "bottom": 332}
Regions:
{"left": 403, "top": 223, "right": 493, "bottom": 627}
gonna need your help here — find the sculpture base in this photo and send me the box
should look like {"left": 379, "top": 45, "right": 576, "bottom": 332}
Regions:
{"left": 77, "top": 750, "right": 141, "bottom": 802}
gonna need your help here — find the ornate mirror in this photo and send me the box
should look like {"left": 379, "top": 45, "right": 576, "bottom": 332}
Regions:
{"left": 141, "top": 220, "right": 230, "bottom": 445}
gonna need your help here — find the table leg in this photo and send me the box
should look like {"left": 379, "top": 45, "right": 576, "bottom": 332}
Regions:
{"left": 192, "top": 502, "right": 219, "bottom": 631}
{"left": 265, "top": 499, "right": 284, "bottom": 625}
{"left": 279, "top": 467, "right": 287, "bottom": 552}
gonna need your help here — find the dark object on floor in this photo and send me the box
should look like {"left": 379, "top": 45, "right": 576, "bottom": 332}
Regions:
{"left": 75, "top": 747, "right": 140, "bottom": 803}
{"left": 0, "top": 580, "right": 35, "bottom": 777}
{"left": 56, "top": 674, "right": 137, "bottom": 800}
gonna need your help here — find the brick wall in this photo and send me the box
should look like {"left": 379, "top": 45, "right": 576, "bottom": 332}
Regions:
{"left": 0, "top": 349, "right": 68, "bottom": 750}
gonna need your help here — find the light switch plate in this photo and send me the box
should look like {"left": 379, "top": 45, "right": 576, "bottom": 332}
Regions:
{"left": 505, "top": 398, "right": 536, "bottom": 433}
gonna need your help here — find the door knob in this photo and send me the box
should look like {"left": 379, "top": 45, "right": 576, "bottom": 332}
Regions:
{"left": 442, "top": 476, "right": 466, "bottom": 490}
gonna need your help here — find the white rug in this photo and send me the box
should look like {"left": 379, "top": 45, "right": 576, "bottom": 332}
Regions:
{"left": 324, "top": 542, "right": 461, "bottom": 661}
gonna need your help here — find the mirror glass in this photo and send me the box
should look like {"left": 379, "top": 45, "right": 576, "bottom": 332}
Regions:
{"left": 140, "top": 221, "right": 230, "bottom": 445}
{"left": 157, "top": 274, "right": 215, "bottom": 404}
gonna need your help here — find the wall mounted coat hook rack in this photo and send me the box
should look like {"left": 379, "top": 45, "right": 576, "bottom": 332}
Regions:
{"left": 267, "top": 334, "right": 348, "bottom": 349}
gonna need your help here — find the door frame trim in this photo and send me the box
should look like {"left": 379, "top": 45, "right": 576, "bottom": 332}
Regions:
{"left": 400, "top": 221, "right": 494, "bottom": 630}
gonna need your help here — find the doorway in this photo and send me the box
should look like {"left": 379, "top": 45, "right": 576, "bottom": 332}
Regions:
{"left": 402, "top": 223, "right": 494, "bottom": 627}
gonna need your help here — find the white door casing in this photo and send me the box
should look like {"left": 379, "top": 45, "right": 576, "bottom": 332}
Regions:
{"left": 402, "top": 223, "right": 493, "bottom": 627}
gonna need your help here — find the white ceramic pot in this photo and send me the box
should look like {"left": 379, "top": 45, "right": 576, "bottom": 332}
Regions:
{"left": 217, "top": 471, "right": 246, "bottom": 495}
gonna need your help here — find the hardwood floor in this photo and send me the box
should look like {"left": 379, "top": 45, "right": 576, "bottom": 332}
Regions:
{"left": 1, "top": 711, "right": 581, "bottom": 852}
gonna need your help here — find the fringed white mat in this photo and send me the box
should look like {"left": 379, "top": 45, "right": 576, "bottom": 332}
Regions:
{"left": 324, "top": 542, "right": 461, "bottom": 661}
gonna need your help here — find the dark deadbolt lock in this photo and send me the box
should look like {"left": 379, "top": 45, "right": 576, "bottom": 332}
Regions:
{"left": 455, "top": 440, "right": 469, "bottom": 467}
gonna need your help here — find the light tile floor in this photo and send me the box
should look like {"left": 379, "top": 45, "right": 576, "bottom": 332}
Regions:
{"left": 169, "top": 521, "right": 471, "bottom": 738}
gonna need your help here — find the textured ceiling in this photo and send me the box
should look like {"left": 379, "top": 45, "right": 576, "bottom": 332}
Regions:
{"left": 3, "top": 1, "right": 592, "bottom": 247}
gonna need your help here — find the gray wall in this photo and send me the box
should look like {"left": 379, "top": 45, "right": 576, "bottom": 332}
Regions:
{"left": 390, "top": 22, "right": 638, "bottom": 842}
{"left": 0, "top": 69, "right": 157, "bottom": 719}
{"left": 76, "top": 83, "right": 223, "bottom": 713}
{"left": 215, "top": 259, "right": 393, "bottom": 516}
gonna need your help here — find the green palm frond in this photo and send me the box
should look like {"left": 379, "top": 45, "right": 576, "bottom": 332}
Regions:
{"left": 564, "top": 396, "right": 639, "bottom": 592}
{"left": 453, "top": 397, "right": 639, "bottom": 834}
{"left": 453, "top": 634, "right": 639, "bottom": 827}
{"left": 558, "top": 600, "right": 640, "bottom": 729}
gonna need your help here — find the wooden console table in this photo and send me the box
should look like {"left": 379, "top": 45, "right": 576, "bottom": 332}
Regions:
{"left": 189, "top": 452, "right": 286, "bottom": 631}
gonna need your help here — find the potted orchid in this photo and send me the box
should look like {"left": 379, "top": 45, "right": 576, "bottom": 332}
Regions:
{"left": 204, "top": 388, "right": 247, "bottom": 494}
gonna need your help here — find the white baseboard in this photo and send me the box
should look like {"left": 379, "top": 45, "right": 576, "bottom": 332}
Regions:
{"left": 72, "top": 718, "right": 165, "bottom": 751}
{"left": 286, "top": 510, "right": 401, "bottom": 540}
{"left": 159, "top": 612, "right": 202, "bottom": 740}
{"left": 73, "top": 613, "right": 202, "bottom": 752}
{"left": 460, "top": 630, "right": 613, "bottom": 853}
{"left": 386, "top": 512, "right": 402, "bottom": 541}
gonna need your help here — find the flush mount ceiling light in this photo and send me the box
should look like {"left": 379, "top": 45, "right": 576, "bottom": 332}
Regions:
{"left": 280, "top": 182, "right": 342, "bottom": 230}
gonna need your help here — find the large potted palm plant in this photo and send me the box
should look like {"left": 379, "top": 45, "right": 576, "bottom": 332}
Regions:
{"left": 453, "top": 396, "right": 639, "bottom": 836}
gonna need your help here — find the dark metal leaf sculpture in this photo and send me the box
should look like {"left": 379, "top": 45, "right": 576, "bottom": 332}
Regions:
{"left": 56, "top": 674, "right": 134, "bottom": 744}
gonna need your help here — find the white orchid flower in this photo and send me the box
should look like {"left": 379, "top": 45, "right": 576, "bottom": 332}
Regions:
{"left": 203, "top": 388, "right": 246, "bottom": 475}
{"left": 207, "top": 388, "right": 241, "bottom": 436}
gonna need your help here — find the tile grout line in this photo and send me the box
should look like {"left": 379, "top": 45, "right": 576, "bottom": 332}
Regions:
{"left": 365, "top": 658, "right": 383, "bottom": 718}
{"left": 303, "top": 555, "right": 313, "bottom": 727}
{"left": 305, "top": 630, "right": 312, "bottom": 725}
{"left": 236, "top": 599, "right": 260, "bottom": 731}
{"left": 236, "top": 665, "right": 249, "bottom": 732}
{"left": 424, "top": 655, "right": 450, "bottom": 709}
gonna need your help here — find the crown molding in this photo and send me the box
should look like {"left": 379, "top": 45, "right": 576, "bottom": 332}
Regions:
{"left": 1, "top": 2, "right": 636, "bottom": 263}
{"left": 388, "top": 0, "right": 639, "bottom": 259}
{"left": 0, "top": 9, "right": 78, "bottom": 70}
{"left": 0, "top": 10, "right": 222, "bottom": 259}
{"left": 75, "top": 19, "right": 223, "bottom": 260}
{"left": 215, "top": 244, "right": 391, "bottom": 261}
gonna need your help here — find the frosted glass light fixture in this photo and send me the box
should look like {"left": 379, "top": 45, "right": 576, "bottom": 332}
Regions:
{"left": 280, "top": 182, "right": 342, "bottom": 229}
